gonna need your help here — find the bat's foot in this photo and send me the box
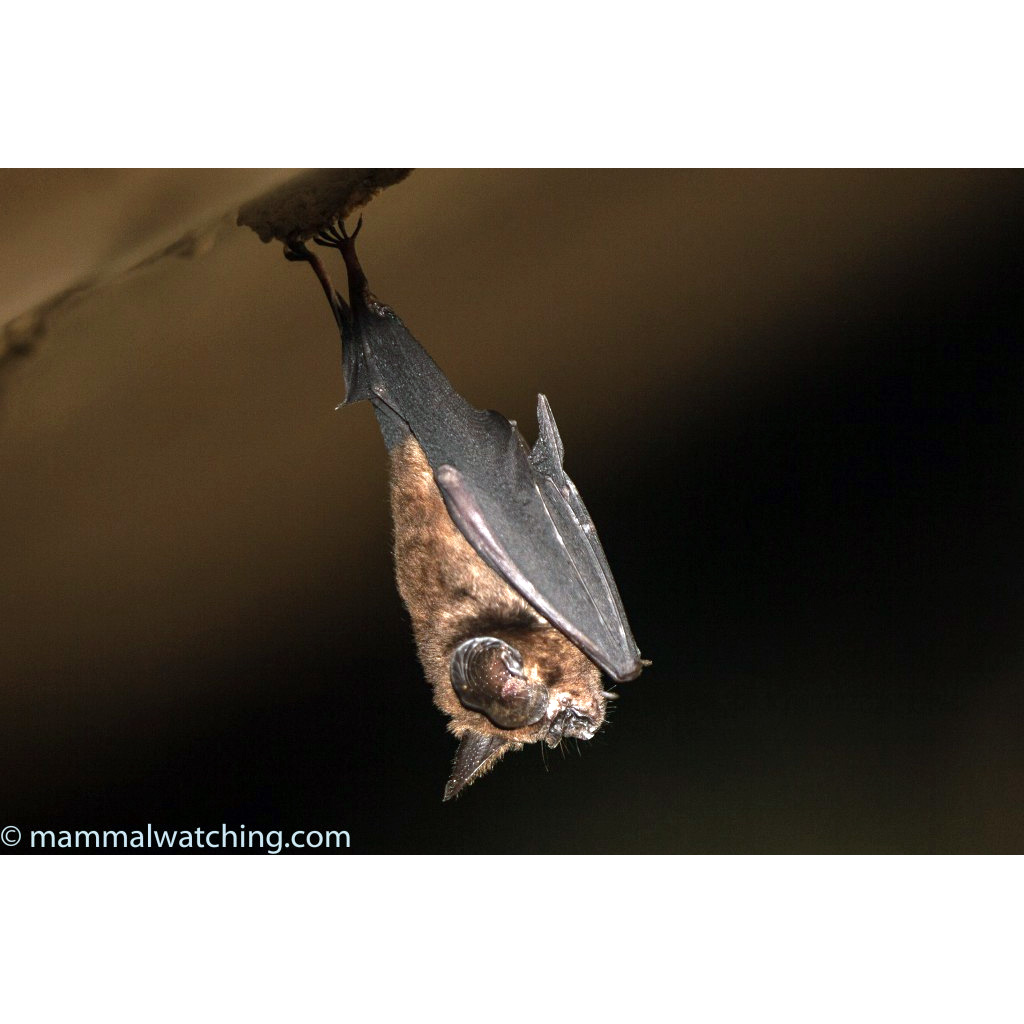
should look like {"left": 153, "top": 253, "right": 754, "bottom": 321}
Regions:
{"left": 314, "top": 215, "right": 363, "bottom": 251}
{"left": 314, "top": 216, "right": 370, "bottom": 301}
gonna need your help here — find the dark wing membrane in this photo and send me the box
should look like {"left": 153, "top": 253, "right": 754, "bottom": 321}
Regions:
{"left": 530, "top": 396, "right": 640, "bottom": 666}
{"left": 435, "top": 399, "right": 642, "bottom": 681}
{"left": 338, "top": 307, "right": 642, "bottom": 679}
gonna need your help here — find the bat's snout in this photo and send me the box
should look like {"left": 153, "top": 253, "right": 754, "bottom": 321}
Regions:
{"left": 544, "top": 705, "right": 600, "bottom": 747}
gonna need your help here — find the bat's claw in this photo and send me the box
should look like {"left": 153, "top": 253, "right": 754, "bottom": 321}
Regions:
{"left": 313, "top": 227, "right": 343, "bottom": 250}
{"left": 314, "top": 215, "right": 363, "bottom": 251}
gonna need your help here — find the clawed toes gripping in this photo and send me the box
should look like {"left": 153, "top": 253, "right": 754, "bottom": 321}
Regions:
{"left": 314, "top": 215, "right": 363, "bottom": 251}
{"left": 283, "top": 215, "right": 369, "bottom": 331}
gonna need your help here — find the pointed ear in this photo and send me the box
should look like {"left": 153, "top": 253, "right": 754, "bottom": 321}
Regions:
{"left": 443, "top": 732, "right": 510, "bottom": 802}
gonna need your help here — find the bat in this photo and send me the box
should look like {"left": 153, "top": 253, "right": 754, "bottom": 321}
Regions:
{"left": 285, "top": 219, "right": 645, "bottom": 799}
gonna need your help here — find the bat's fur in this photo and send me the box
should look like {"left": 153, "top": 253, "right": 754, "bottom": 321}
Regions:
{"left": 389, "top": 435, "right": 606, "bottom": 777}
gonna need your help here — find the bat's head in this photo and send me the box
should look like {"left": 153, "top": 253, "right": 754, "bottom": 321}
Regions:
{"left": 443, "top": 624, "right": 607, "bottom": 800}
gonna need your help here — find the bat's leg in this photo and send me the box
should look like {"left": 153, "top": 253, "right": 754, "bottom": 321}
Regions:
{"left": 285, "top": 233, "right": 376, "bottom": 411}
{"left": 313, "top": 217, "right": 372, "bottom": 306}
{"left": 284, "top": 238, "right": 350, "bottom": 330}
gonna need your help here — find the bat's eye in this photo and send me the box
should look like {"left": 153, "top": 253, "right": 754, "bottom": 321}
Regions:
{"left": 450, "top": 637, "right": 548, "bottom": 730}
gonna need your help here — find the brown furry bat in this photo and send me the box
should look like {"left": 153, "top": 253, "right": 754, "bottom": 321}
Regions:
{"left": 286, "top": 220, "right": 644, "bottom": 798}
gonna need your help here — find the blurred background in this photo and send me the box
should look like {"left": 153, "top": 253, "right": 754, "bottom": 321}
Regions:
{"left": 1, "top": 169, "right": 1022, "bottom": 853}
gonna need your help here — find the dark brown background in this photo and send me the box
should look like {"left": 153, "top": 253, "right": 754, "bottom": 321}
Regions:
{"left": 2, "top": 169, "right": 1022, "bottom": 852}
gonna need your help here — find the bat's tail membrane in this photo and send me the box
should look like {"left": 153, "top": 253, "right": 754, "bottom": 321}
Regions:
{"left": 287, "top": 218, "right": 474, "bottom": 452}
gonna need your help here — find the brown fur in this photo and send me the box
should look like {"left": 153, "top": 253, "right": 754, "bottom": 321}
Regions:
{"left": 389, "top": 436, "right": 605, "bottom": 751}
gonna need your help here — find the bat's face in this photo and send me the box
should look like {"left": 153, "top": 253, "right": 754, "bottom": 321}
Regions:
{"left": 442, "top": 623, "right": 610, "bottom": 799}
{"left": 449, "top": 624, "right": 606, "bottom": 748}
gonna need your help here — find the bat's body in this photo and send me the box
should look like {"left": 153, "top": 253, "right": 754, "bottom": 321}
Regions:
{"left": 287, "top": 222, "right": 644, "bottom": 798}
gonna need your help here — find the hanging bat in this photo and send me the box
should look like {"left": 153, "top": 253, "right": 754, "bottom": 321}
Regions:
{"left": 285, "top": 219, "right": 645, "bottom": 799}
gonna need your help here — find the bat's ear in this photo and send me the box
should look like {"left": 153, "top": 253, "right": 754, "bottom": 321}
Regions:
{"left": 443, "top": 732, "right": 510, "bottom": 801}
{"left": 450, "top": 636, "right": 548, "bottom": 729}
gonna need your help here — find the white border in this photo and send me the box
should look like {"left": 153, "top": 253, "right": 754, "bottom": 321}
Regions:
{"left": 4, "top": 856, "right": 1020, "bottom": 1020}
{"left": 4, "top": 3, "right": 1022, "bottom": 166}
